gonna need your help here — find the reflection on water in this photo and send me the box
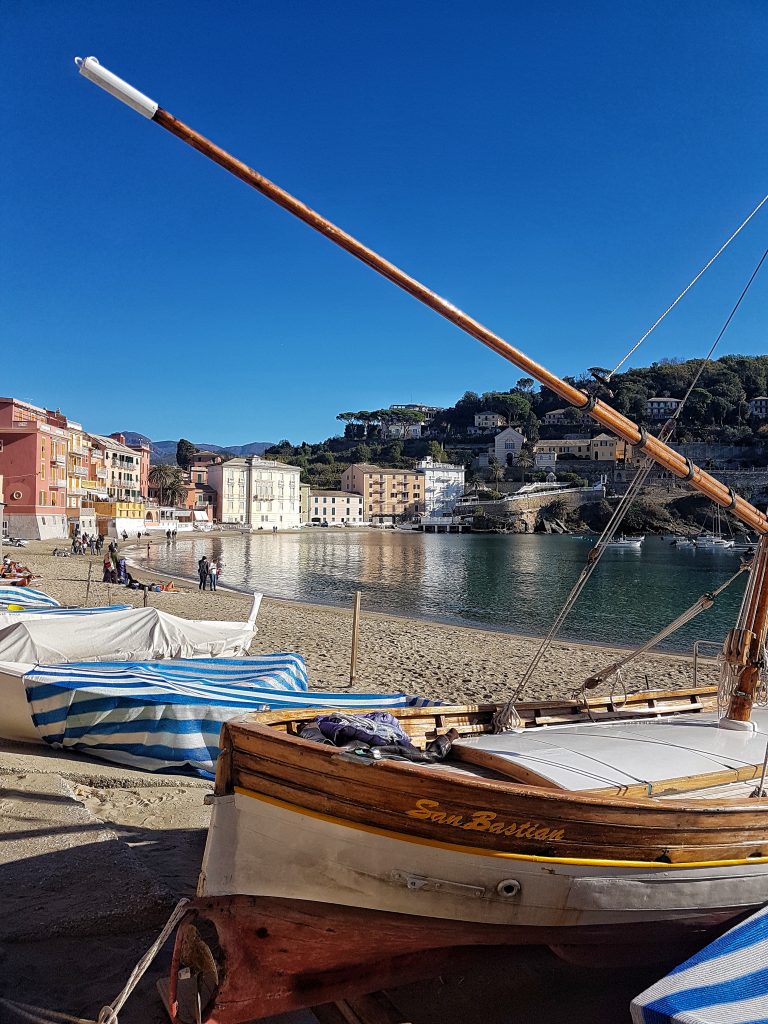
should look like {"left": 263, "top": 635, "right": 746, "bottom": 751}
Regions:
{"left": 136, "top": 532, "right": 747, "bottom": 652}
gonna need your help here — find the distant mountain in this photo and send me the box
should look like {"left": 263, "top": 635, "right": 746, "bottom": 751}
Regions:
{"left": 120, "top": 433, "right": 274, "bottom": 464}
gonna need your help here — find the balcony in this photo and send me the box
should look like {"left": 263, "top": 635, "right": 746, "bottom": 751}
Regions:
{"left": 71, "top": 466, "right": 88, "bottom": 477}
{"left": 96, "top": 468, "right": 108, "bottom": 480}
{"left": 51, "top": 453, "right": 66, "bottom": 466}
{"left": 49, "top": 478, "right": 67, "bottom": 488}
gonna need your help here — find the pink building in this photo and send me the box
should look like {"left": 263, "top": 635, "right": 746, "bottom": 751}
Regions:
{"left": 0, "top": 397, "right": 70, "bottom": 539}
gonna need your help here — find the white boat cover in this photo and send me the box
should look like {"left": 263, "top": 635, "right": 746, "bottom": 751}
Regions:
{"left": 0, "top": 585, "right": 60, "bottom": 609}
{"left": 455, "top": 711, "right": 768, "bottom": 792}
{"left": 0, "top": 604, "right": 260, "bottom": 663}
{"left": 631, "top": 902, "right": 768, "bottom": 1024}
{"left": 21, "top": 658, "right": 430, "bottom": 776}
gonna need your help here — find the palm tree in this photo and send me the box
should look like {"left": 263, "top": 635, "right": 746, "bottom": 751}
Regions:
{"left": 148, "top": 463, "right": 173, "bottom": 505}
{"left": 165, "top": 466, "right": 188, "bottom": 508}
{"left": 516, "top": 447, "right": 534, "bottom": 484}
{"left": 488, "top": 456, "right": 503, "bottom": 490}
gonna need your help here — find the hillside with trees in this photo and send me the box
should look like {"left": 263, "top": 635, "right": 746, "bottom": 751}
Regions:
{"left": 264, "top": 355, "right": 768, "bottom": 488}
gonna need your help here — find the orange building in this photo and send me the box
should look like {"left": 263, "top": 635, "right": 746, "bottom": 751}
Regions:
{"left": 340, "top": 463, "right": 423, "bottom": 524}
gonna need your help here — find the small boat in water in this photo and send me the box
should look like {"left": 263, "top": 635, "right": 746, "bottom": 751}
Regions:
{"left": 605, "top": 534, "right": 644, "bottom": 548}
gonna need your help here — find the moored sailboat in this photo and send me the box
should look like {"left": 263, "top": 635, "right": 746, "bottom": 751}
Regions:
{"left": 75, "top": 57, "right": 768, "bottom": 1023}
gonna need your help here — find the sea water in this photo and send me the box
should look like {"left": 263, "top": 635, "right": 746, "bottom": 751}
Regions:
{"left": 135, "top": 532, "right": 748, "bottom": 653}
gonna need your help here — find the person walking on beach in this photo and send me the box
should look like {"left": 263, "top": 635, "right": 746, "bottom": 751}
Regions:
{"left": 207, "top": 559, "right": 218, "bottom": 591}
{"left": 198, "top": 555, "right": 209, "bottom": 590}
{"left": 89, "top": 536, "right": 97, "bottom": 555}
{"left": 121, "top": 529, "right": 128, "bottom": 542}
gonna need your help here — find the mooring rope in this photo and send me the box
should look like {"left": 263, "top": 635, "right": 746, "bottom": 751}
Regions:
{"left": 576, "top": 562, "right": 750, "bottom": 696}
{"left": 0, "top": 899, "right": 190, "bottom": 1024}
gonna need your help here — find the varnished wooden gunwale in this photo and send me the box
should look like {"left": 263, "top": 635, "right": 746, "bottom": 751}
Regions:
{"left": 220, "top": 697, "right": 768, "bottom": 863}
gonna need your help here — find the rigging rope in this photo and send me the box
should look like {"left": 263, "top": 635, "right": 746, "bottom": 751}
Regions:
{"left": 609, "top": 193, "right": 768, "bottom": 378}
{"left": 494, "top": 247, "right": 768, "bottom": 732}
{"left": 577, "top": 562, "right": 750, "bottom": 694}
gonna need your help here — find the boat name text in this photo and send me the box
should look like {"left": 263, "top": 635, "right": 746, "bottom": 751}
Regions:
{"left": 406, "top": 799, "right": 565, "bottom": 841}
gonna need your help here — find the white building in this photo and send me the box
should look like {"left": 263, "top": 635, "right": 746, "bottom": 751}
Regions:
{"left": 208, "top": 456, "right": 301, "bottom": 529}
{"left": 89, "top": 433, "right": 142, "bottom": 502}
{"left": 534, "top": 450, "right": 557, "bottom": 471}
{"left": 381, "top": 421, "right": 422, "bottom": 440}
{"left": 748, "top": 397, "right": 768, "bottom": 419}
{"left": 543, "top": 407, "right": 589, "bottom": 426}
{"left": 491, "top": 427, "right": 526, "bottom": 464}
{"left": 416, "top": 457, "right": 465, "bottom": 516}
{"left": 474, "top": 412, "right": 507, "bottom": 430}
{"left": 309, "top": 489, "right": 365, "bottom": 524}
{"left": 646, "top": 397, "right": 682, "bottom": 421}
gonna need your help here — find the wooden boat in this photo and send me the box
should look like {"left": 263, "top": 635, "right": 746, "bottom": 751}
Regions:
{"left": 75, "top": 58, "right": 768, "bottom": 1022}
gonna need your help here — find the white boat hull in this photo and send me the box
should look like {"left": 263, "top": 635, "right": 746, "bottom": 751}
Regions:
{"left": 199, "top": 789, "right": 768, "bottom": 935}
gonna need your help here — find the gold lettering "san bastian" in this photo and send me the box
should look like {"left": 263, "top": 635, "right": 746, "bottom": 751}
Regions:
{"left": 406, "top": 799, "right": 565, "bottom": 842}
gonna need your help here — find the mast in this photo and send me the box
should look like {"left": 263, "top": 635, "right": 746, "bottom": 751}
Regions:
{"left": 75, "top": 57, "right": 768, "bottom": 723}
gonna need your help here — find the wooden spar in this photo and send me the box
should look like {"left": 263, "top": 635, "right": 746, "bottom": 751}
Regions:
{"left": 142, "top": 105, "right": 768, "bottom": 534}
{"left": 722, "top": 535, "right": 768, "bottom": 724}
{"left": 349, "top": 589, "right": 361, "bottom": 686}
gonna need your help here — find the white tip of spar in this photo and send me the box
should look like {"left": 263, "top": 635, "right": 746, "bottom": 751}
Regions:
{"left": 74, "top": 55, "right": 158, "bottom": 119}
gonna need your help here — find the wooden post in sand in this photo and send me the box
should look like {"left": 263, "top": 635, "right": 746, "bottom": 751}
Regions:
{"left": 85, "top": 561, "right": 93, "bottom": 604}
{"left": 349, "top": 591, "right": 362, "bottom": 686}
{"left": 143, "top": 586, "right": 148, "bottom": 607}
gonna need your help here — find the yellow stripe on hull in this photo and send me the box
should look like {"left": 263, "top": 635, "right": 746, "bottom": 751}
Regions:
{"left": 234, "top": 787, "right": 768, "bottom": 871}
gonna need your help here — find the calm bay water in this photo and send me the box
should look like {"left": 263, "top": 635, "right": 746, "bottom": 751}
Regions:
{"left": 136, "top": 532, "right": 748, "bottom": 653}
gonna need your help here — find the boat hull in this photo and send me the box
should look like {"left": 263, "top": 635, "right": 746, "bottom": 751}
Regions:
{"left": 168, "top": 894, "right": 732, "bottom": 1023}
{"left": 199, "top": 789, "right": 768, "bottom": 934}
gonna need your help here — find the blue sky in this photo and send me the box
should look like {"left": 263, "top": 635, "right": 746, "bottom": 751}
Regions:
{"left": 2, "top": 1, "right": 767, "bottom": 445}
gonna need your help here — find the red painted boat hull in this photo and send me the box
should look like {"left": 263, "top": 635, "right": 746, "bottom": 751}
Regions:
{"left": 166, "top": 895, "right": 736, "bottom": 1023}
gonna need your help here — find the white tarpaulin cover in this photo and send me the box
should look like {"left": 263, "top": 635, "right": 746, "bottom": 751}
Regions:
{"left": 0, "top": 602, "right": 261, "bottom": 663}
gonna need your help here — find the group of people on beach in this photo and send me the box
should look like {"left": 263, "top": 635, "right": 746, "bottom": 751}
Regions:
{"left": 1, "top": 554, "right": 38, "bottom": 586}
{"left": 197, "top": 555, "right": 221, "bottom": 591}
{"left": 72, "top": 531, "right": 104, "bottom": 555}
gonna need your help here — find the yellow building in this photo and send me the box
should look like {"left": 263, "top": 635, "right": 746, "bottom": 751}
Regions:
{"left": 535, "top": 434, "right": 629, "bottom": 463}
{"left": 341, "top": 463, "right": 423, "bottom": 523}
{"left": 534, "top": 439, "right": 591, "bottom": 459}
{"left": 589, "top": 433, "right": 628, "bottom": 461}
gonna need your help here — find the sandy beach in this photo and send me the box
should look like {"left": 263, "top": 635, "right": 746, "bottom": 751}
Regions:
{"left": 0, "top": 537, "right": 712, "bottom": 1023}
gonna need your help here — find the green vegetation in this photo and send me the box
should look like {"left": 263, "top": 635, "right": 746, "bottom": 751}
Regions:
{"left": 176, "top": 438, "right": 198, "bottom": 470}
{"left": 266, "top": 356, "right": 768, "bottom": 487}
{"left": 148, "top": 464, "right": 187, "bottom": 507}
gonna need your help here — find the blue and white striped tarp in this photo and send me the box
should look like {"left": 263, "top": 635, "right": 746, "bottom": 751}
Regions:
{"left": 0, "top": 586, "right": 60, "bottom": 609}
{"left": 631, "top": 903, "right": 768, "bottom": 1024}
{"left": 23, "top": 657, "right": 431, "bottom": 778}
